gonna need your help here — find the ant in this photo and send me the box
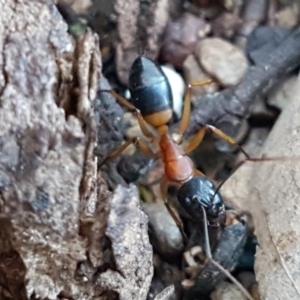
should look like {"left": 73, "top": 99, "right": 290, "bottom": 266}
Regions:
{"left": 100, "top": 56, "right": 251, "bottom": 230}
{"left": 100, "top": 56, "right": 257, "bottom": 299}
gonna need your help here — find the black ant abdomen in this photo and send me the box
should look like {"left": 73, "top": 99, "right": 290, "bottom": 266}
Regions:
{"left": 128, "top": 57, "right": 173, "bottom": 121}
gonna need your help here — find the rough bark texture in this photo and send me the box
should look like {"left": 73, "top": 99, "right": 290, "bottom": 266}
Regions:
{"left": 222, "top": 76, "right": 300, "bottom": 299}
{"left": 0, "top": 1, "right": 153, "bottom": 299}
{"left": 114, "top": 0, "right": 177, "bottom": 84}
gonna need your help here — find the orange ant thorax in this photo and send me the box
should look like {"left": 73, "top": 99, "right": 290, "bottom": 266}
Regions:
{"left": 159, "top": 134, "right": 184, "bottom": 160}
{"left": 159, "top": 134, "right": 194, "bottom": 184}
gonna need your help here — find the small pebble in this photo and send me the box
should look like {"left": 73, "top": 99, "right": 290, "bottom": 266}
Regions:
{"left": 142, "top": 202, "right": 184, "bottom": 257}
{"left": 124, "top": 112, "right": 143, "bottom": 140}
{"left": 154, "top": 285, "right": 175, "bottom": 300}
{"left": 161, "top": 12, "right": 210, "bottom": 68}
{"left": 183, "top": 54, "right": 219, "bottom": 104}
{"left": 211, "top": 12, "right": 242, "bottom": 39}
{"left": 196, "top": 38, "right": 248, "bottom": 87}
{"left": 210, "top": 281, "right": 248, "bottom": 300}
{"left": 275, "top": 7, "right": 299, "bottom": 29}
{"left": 181, "top": 278, "right": 196, "bottom": 289}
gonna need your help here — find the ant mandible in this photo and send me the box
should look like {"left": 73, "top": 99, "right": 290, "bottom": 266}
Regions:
{"left": 100, "top": 56, "right": 251, "bottom": 234}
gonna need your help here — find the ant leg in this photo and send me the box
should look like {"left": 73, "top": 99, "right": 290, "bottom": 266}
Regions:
{"left": 184, "top": 124, "right": 295, "bottom": 163}
{"left": 185, "top": 125, "right": 250, "bottom": 193}
{"left": 99, "top": 136, "right": 158, "bottom": 167}
{"left": 186, "top": 125, "right": 295, "bottom": 193}
{"left": 103, "top": 90, "right": 156, "bottom": 139}
{"left": 194, "top": 169, "right": 205, "bottom": 176}
{"left": 184, "top": 125, "right": 250, "bottom": 159}
{"left": 184, "top": 126, "right": 206, "bottom": 154}
{"left": 176, "top": 79, "right": 213, "bottom": 142}
{"left": 200, "top": 206, "right": 254, "bottom": 300}
{"left": 161, "top": 176, "right": 187, "bottom": 240}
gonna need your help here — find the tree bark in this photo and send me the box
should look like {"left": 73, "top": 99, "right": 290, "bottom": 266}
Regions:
{"left": 0, "top": 1, "right": 153, "bottom": 299}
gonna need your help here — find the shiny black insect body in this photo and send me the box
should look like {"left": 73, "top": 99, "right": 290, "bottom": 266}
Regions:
{"left": 177, "top": 176, "right": 226, "bottom": 228}
{"left": 128, "top": 57, "right": 173, "bottom": 118}
{"left": 177, "top": 176, "right": 252, "bottom": 299}
{"left": 100, "top": 55, "right": 254, "bottom": 300}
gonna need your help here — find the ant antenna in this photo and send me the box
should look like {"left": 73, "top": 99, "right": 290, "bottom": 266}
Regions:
{"left": 212, "top": 159, "right": 246, "bottom": 201}
{"left": 200, "top": 206, "right": 254, "bottom": 300}
{"left": 201, "top": 205, "right": 212, "bottom": 258}
{"left": 211, "top": 153, "right": 296, "bottom": 202}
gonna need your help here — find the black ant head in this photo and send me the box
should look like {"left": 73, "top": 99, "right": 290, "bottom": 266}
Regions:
{"left": 177, "top": 176, "right": 226, "bottom": 226}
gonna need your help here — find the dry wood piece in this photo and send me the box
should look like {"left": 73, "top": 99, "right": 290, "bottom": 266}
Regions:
{"left": 222, "top": 76, "right": 300, "bottom": 299}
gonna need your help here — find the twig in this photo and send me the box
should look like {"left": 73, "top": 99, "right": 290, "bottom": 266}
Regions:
{"left": 172, "top": 27, "right": 300, "bottom": 138}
